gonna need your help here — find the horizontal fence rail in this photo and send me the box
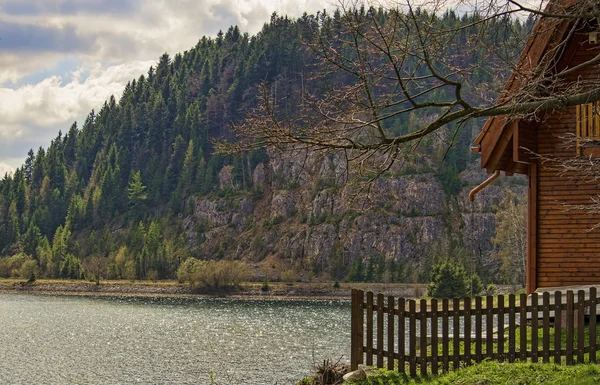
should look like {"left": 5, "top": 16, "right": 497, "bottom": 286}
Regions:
{"left": 350, "top": 288, "right": 599, "bottom": 375}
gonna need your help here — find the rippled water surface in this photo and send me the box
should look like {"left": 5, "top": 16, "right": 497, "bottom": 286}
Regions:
{"left": 0, "top": 293, "right": 350, "bottom": 384}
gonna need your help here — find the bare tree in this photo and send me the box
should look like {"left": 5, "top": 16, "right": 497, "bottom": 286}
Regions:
{"left": 491, "top": 191, "right": 527, "bottom": 286}
{"left": 83, "top": 255, "right": 109, "bottom": 285}
{"left": 217, "top": 0, "right": 600, "bottom": 179}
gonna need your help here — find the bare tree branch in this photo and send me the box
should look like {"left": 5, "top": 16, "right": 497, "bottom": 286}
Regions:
{"left": 216, "top": 0, "right": 600, "bottom": 180}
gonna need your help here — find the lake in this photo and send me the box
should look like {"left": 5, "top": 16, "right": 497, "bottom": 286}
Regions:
{"left": 0, "top": 293, "right": 350, "bottom": 384}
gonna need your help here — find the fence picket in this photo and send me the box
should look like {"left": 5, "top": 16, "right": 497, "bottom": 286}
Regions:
{"left": 508, "top": 294, "right": 516, "bottom": 363}
{"left": 566, "top": 291, "right": 574, "bottom": 365}
{"left": 397, "top": 297, "right": 406, "bottom": 373}
{"left": 377, "top": 294, "right": 384, "bottom": 368}
{"left": 554, "top": 291, "right": 562, "bottom": 365}
{"left": 542, "top": 292, "right": 550, "bottom": 363}
{"left": 350, "top": 289, "right": 364, "bottom": 370}
{"left": 409, "top": 299, "right": 417, "bottom": 376}
{"left": 442, "top": 298, "right": 449, "bottom": 373}
{"left": 498, "top": 295, "right": 504, "bottom": 360}
{"left": 366, "top": 292, "right": 373, "bottom": 366}
{"left": 387, "top": 296, "right": 395, "bottom": 371}
{"left": 420, "top": 299, "right": 428, "bottom": 376}
{"left": 431, "top": 298, "right": 439, "bottom": 375}
{"left": 519, "top": 293, "right": 527, "bottom": 362}
{"left": 464, "top": 297, "right": 471, "bottom": 365}
{"left": 577, "top": 290, "right": 585, "bottom": 363}
{"left": 590, "top": 287, "right": 597, "bottom": 363}
{"left": 475, "top": 296, "right": 482, "bottom": 363}
{"left": 531, "top": 293, "right": 538, "bottom": 363}
{"left": 453, "top": 298, "right": 460, "bottom": 370}
{"left": 487, "top": 296, "right": 494, "bottom": 359}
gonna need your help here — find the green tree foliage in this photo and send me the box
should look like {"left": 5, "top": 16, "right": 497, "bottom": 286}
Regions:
{"left": 59, "top": 254, "right": 83, "bottom": 279}
{"left": 427, "top": 261, "right": 482, "bottom": 299}
{"left": 0, "top": 10, "right": 528, "bottom": 280}
{"left": 20, "top": 259, "right": 39, "bottom": 282}
{"left": 127, "top": 170, "right": 148, "bottom": 214}
{"left": 345, "top": 258, "right": 364, "bottom": 282}
{"left": 0, "top": 253, "right": 31, "bottom": 278}
{"left": 51, "top": 224, "right": 71, "bottom": 277}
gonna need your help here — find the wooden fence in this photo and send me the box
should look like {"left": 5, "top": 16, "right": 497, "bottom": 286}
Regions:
{"left": 350, "top": 288, "right": 600, "bottom": 375}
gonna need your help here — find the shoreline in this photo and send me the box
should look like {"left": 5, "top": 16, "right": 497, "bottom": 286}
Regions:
{"left": 0, "top": 279, "right": 429, "bottom": 301}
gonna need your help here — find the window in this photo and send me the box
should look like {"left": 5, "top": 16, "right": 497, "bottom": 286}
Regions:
{"left": 576, "top": 101, "right": 600, "bottom": 156}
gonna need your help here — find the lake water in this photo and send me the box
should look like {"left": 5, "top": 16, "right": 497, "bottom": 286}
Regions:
{"left": 0, "top": 293, "right": 350, "bottom": 384}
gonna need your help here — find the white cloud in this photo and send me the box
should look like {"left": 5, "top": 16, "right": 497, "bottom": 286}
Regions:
{"left": 0, "top": 0, "right": 339, "bottom": 168}
{"left": 0, "top": 60, "right": 154, "bottom": 136}
{"left": 0, "top": 60, "right": 154, "bottom": 167}
{"left": 0, "top": 162, "right": 15, "bottom": 177}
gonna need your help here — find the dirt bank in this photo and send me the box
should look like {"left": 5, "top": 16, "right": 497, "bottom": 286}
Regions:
{"left": 0, "top": 279, "right": 429, "bottom": 300}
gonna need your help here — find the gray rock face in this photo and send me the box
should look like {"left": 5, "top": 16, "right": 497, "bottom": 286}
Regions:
{"left": 182, "top": 148, "right": 526, "bottom": 279}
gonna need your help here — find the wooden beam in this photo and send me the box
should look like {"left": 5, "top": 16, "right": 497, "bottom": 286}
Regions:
{"left": 505, "top": 159, "right": 518, "bottom": 176}
{"left": 527, "top": 162, "right": 538, "bottom": 295}
{"left": 513, "top": 121, "right": 538, "bottom": 164}
{"left": 485, "top": 121, "right": 515, "bottom": 171}
{"left": 481, "top": 116, "right": 508, "bottom": 168}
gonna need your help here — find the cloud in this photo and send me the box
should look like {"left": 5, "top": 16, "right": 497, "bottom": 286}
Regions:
{"left": 0, "top": 162, "right": 15, "bottom": 177}
{"left": 0, "top": 0, "right": 338, "bottom": 169}
{"left": 1, "top": 0, "right": 137, "bottom": 17}
{"left": 0, "top": 60, "right": 154, "bottom": 161}
{"left": 0, "top": 21, "right": 94, "bottom": 53}
{"left": 0, "top": 60, "right": 154, "bottom": 129}
{"left": 0, "top": 0, "right": 336, "bottom": 68}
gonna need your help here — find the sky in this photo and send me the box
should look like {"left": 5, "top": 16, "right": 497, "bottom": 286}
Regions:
{"left": 0, "top": 0, "right": 336, "bottom": 176}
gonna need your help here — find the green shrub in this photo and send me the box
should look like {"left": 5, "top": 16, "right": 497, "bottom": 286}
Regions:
{"left": 279, "top": 269, "right": 296, "bottom": 282}
{"left": 427, "top": 261, "right": 483, "bottom": 298}
{"left": 176, "top": 258, "right": 252, "bottom": 291}
{"left": 20, "top": 260, "right": 39, "bottom": 282}
{"left": 484, "top": 283, "right": 497, "bottom": 296}
{"left": 0, "top": 253, "right": 32, "bottom": 278}
{"left": 470, "top": 273, "right": 484, "bottom": 296}
{"left": 261, "top": 278, "right": 270, "bottom": 292}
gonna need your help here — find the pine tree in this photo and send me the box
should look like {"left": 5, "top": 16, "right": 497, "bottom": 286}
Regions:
{"left": 127, "top": 171, "right": 148, "bottom": 215}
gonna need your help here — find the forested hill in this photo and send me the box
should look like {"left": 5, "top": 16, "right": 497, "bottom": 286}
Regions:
{"left": 0, "top": 9, "right": 530, "bottom": 283}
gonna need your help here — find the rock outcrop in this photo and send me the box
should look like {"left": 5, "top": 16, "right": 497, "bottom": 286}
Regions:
{"left": 182, "top": 149, "right": 526, "bottom": 281}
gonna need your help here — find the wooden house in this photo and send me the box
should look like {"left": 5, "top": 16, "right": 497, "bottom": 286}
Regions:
{"left": 473, "top": 0, "right": 600, "bottom": 294}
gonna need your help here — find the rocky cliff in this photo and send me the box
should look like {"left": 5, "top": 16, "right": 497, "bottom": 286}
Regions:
{"left": 181, "top": 149, "right": 527, "bottom": 282}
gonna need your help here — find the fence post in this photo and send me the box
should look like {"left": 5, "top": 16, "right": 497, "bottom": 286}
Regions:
{"left": 531, "top": 293, "right": 538, "bottom": 363}
{"left": 577, "top": 290, "right": 585, "bottom": 363}
{"left": 464, "top": 297, "right": 471, "bottom": 366}
{"left": 366, "top": 292, "right": 374, "bottom": 366}
{"left": 387, "top": 295, "right": 395, "bottom": 371}
{"left": 351, "top": 289, "right": 364, "bottom": 370}
{"left": 566, "top": 290, "right": 574, "bottom": 365}
{"left": 377, "top": 294, "right": 385, "bottom": 368}
{"left": 590, "top": 287, "right": 597, "bottom": 363}
{"left": 398, "top": 297, "right": 406, "bottom": 374}
{"left": 420, "top": 299, "right": 427, "bottom": 376}
{"left": 554, "top": 291, "right": 562, "bottom": 365}
{"left": 542, "top": 292, "right": 550, "bottom": 363}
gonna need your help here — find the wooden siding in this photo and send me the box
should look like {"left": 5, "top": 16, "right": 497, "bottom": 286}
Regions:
{"left": 535, "top": 33, "right": 600, "bottom": 289}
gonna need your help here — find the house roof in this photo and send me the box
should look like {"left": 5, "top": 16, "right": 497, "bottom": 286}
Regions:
{"left": 474, "top": 0, "right": 580, "bottom": 174}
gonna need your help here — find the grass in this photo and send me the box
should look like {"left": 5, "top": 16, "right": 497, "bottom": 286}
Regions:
{"left": 347, "top": 361, "right": 600, "bottom": 384}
